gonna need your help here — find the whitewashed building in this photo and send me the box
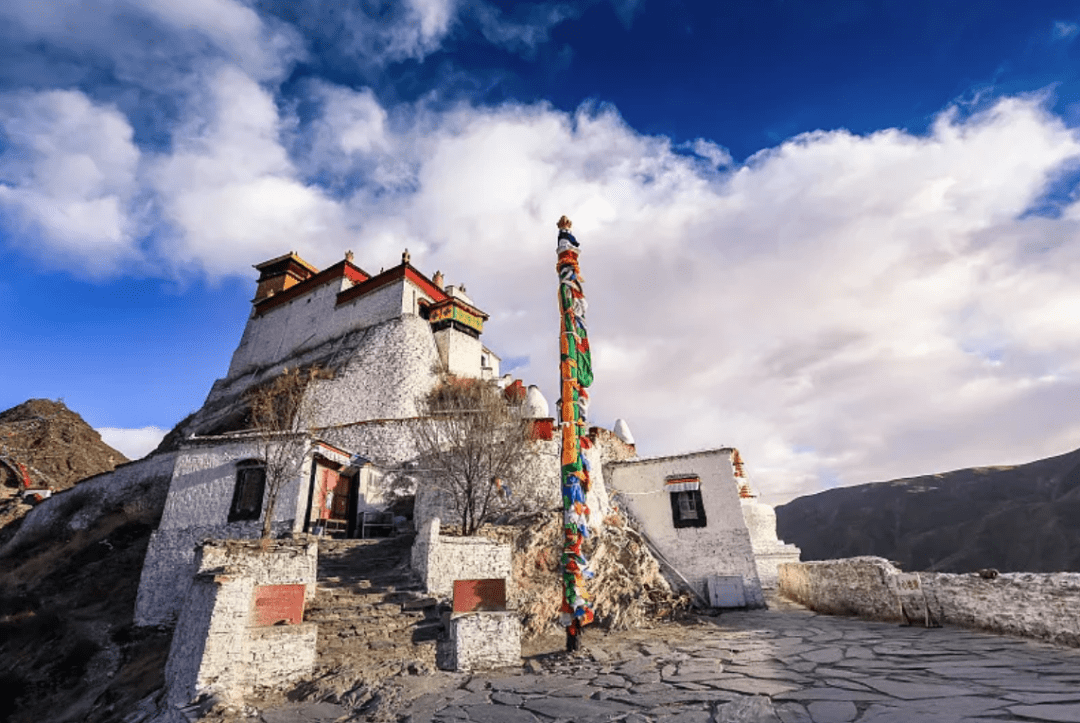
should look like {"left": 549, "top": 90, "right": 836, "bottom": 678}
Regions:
{"left": 132, "top": 246, "right": 793, "bottom": 626}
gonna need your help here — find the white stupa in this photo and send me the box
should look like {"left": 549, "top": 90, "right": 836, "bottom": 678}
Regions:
{"left": 737, "top": 477, "right": 801, "bottom": 590}
{"left": 522, "top": 385, "right": 550, "bottom": 418}
{"left": 613, "top": 418, "right": 635, "bottom": 445}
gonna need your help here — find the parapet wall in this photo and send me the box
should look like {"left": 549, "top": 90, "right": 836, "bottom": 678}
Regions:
{"left": 779, "top": 558, "right": 1080, "bottom": 648}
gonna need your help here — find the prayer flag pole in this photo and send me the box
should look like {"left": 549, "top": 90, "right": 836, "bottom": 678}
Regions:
{"left": 555, "top": 215, "right": 595, "bottom": 651}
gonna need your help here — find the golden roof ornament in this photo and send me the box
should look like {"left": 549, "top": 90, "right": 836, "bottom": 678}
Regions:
{"left": 402, "top": 248, "right": 411, "bottom": 265}
{"left": 557, "top": 215, "right": 572, "bottom": 230}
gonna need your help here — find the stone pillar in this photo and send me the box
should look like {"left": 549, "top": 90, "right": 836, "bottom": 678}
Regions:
{"left": 449, "top": 613, "right": 522, "bottom": 671}
{"left": 163, "top": 539, "right": 319, "bottom": 710}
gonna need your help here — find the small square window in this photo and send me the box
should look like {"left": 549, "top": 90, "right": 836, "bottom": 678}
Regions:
{"left": 229, "top": 462, "right": 266, "bottom": 522}
{"left": 670, "top": 489, "right": 707, "bottom": 528}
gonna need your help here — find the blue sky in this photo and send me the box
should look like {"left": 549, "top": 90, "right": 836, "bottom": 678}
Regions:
{"left": 2, "top": 0, "right": 1080, "bottom": 502}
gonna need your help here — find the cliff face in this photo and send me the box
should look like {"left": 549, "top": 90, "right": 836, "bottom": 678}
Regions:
{"left": 775, "top": 447, "right": 1080, "bottom": 573}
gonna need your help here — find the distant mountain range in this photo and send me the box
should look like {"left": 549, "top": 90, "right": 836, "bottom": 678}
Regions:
{"left": 775, "top": 447, "right": 1080, "bottom": 573}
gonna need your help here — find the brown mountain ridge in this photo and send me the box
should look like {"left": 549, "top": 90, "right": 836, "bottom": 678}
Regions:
{"left": 775, "top": 446, "right": 1080, "bottom": 573}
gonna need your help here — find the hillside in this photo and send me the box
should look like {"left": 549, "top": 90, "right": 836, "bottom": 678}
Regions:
{"left": 0, "top": 399, "right": 170, "bottom": 723}
{"left": 0, "top": 399, "right": 129, "bottom": 544}
{"left": 775, "top": 446, "right": 1080, "bottom": 573}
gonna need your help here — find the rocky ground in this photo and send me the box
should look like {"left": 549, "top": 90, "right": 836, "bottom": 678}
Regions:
{"left": 249, "top": 594, "right": 1080, "bottom": 723}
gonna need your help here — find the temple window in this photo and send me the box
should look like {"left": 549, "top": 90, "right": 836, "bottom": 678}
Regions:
{"left": 666, "top": 475, "right": 707, "bottom": 528}
{"left": 229, "top": 459, "right": 266, "bottom": 522}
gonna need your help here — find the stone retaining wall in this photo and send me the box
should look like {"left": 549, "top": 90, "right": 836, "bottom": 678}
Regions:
{"left": 779, "top": 558, "right": 1080, "bottom": 647}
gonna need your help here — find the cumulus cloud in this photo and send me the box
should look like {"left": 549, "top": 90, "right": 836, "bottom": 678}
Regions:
{"left": 150, "top": 67, "right": 351, "bottom": 276}
{"left": 259, "top": 0, "right": 458, "bottom": 69}
{"left": 283, "top": 91, "right": 1080, "bottom": 502}
{"left": 4, "top": 26, "right": 1080, "bottom": 503}
{"left": 0, "top": 89, "right": 142, "bottom": 273}
{"left": 97, "top": 426, "right": 168, "bottom": 460}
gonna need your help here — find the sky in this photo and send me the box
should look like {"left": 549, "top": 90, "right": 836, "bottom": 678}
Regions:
{"left": 2, "top": 0, "right": 1080, "bottom": 503}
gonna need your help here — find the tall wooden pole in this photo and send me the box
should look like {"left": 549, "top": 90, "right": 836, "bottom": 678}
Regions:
{"left": 556, "top": 215, "right": 594, "bottom": 651}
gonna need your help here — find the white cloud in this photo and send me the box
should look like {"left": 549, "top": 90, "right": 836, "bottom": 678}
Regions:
{"left": 472, "top": 2, "right": 576, "bottom": 56}
{"left": 0, "top": 89, "right": 142, "bottom": 273}
{"left": 97, "top": 426, "right": 168, "bottom": 460}
{"left": 690, "top": 138, "right": 733, "bottom": 168}
{"left": 0, "top": 0, "right": 301, "bottom": 82}
{"left": 7, "top": 65, "right": 1080, "bottom": 504}
{"left": 291, "top": 92, "right": 1080, "bottom": 503}
{"left": 150, "top": 67, "right": 351, "bottom": 275}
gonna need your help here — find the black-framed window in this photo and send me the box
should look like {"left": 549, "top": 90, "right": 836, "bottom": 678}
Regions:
{"left": 229, "top": 460, "right": 266, "bottom": 522}
{"left": 670, "top": 489, "right": 707, "bottom": 528}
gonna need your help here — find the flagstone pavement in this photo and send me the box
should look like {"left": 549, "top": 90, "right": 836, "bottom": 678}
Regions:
{"left": 264, "top": 596, "right": 1080, "bottom": 723}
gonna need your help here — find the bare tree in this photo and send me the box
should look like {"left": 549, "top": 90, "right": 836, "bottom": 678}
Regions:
{"left": 245, "top": 366, "right": 325, "bottom": 539}
{"left": 411, "top": 376, "right": 535, "bottom": 535}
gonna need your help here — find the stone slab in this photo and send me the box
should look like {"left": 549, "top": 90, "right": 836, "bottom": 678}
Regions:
{"left": 461, "top": 705, "right": 540, "bottom": 723}
{"left": 1007, "top": 704, "right": 1080, "bottom": 722}
{"left": 806, "top": 700, "right": 856, "bottom": 723}
{"left": 521, "top": 697, "right": 636, "bottom": 722}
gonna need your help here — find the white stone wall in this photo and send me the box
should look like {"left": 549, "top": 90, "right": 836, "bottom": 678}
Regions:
{"left": 779, "top": 558, "right": 1080, "bottom": 648}
{"left": 434, "top": 327, "right": 483, "bottom": 379}
{"left": 411, "top": 518, "right": 513, "bottom": 598}
{"left": 305, "top": 315, "right": 441, "bottom": 428}
{"left": 228, "top": 276, "right": 351, "bottom": 378}
{"left": 606, "top": 450, "right": 765, "bottom": 608}
{"left": 164, "top": 539, "right": 318, "bottom": 707}
{"left": 740, "top": 499, "right": 801, "bottom": 589}
{"left": 228, "top": 274, "right": 433, "bottom": 378}
{"left": 135, "top": 439, "right": 314, "bottom": 626}
{"left": 450, "top": 613, "right": 521, "bottom": 671}
{"left": 248, "top": 625, "right": 318, "bottom": 691}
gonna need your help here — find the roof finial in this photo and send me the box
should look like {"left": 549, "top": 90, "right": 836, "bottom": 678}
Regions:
{"left": 556, "top": 215, "right": 579, "bottom": 248}
{"left": 402, "top": 248, "right": 411, "bottom": 265}
{"left": 345, "top": 250, "right": 354, "bottom": 264}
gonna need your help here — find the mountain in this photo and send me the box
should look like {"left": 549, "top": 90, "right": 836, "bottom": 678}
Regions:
{"left": 775, "top": 446, "right": 1080, "bottom": 573}
{"left": 0, "top": 399, "right": 129, "bottom": 543}
{"left": 0, "top": 400, "right": 166, "bottom": 723}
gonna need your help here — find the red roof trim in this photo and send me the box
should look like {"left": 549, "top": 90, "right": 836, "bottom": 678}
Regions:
{"left": 336, "top": 263, "right": 448, "bottom": 308}
{"left": 254, "top": 260, "right": 371, "bottom": 316}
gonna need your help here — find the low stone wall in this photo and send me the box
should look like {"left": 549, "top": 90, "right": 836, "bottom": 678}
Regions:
{"left": 163, "top": 538, "right": 319, "bottom": 710}
{"left": 411, "top": 518, "right": 512, "bottom": 598}
{"left": 779, "top": 558, "right": 1080, "bottom": 648}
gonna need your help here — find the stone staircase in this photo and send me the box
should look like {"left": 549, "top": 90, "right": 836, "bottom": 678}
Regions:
{"left": 304, "top": 535, "right": 444, "bottom": 675}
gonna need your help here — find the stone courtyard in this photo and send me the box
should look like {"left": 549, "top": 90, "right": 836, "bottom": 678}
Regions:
{"left": 258, "top": 595, "right": 1080, "bottom": 723}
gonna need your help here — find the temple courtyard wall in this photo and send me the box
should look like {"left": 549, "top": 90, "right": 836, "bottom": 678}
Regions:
{"left": 780, "top": 557, "right": 1080, "bottom": 647}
